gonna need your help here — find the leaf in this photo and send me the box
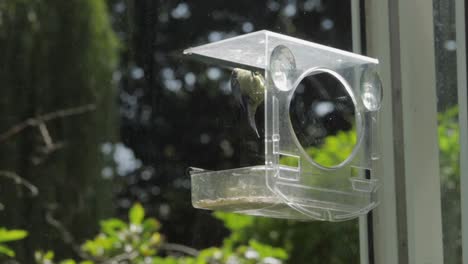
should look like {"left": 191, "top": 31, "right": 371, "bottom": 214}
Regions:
{"left": 138, "top": 242, "right": 156, "bottom": 257}
{"left": 44, "top": 250, "right": 55, "bottom": 260}
{"left": 0, "top": 228, "right": 28, "bottom": 242}
{"left": 196, "top": 248, "right": 223, "bottom": 263}
{"left": 100, "top": 218, "right": 127, "bottom": 236}
{"left": 129, "top": 203, "right": 145, "bottom": 225}
{"left": 149, "top": 233, "right": 162, "bottom": 246}
{"left": 81, "top": 233, "right": 117, "bottom": 257}
{"left": 249, "top": 240, "right": 288, "bottom": 260}
{"left": 0, "top": 244, "right": 15, "bottom": 257}
{"left": 213, "top": 212, "right": 254, "bottom": 231}
{"left": 143, "top": 218, "right": 161, "bottom": 232}
{"left": 59, "top": 259, "right": 77, "bottom": 264}
{"left": 80, "top": 261, "right": 95, "bottom": 264}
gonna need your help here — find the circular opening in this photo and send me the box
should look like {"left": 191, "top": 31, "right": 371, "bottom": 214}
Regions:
{"left": 289, "top": 69, "right": 359, "bottom": 168}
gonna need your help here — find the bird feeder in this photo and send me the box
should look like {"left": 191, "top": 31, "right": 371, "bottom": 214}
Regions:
{"left": 184, "top": 30, "right": 382, "bottom": 221}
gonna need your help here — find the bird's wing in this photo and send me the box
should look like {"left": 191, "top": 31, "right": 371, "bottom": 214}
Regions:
{"left": 230, "top": 70, "right": 245, "bottom": 110}
{"left": 247, "top": 103, "right": 260, "bottom": 138}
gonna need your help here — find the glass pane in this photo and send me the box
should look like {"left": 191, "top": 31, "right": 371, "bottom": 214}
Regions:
{"left": 0, "top": 1, "right": 361, "bottom": 263}
{"left": 433, "top": 0, "right": 462, "bottom": 262}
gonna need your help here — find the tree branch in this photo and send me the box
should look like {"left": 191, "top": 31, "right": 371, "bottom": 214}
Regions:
{"left": 44, "top": 206, "right": 94, "bottom": 261}
{"left": 0, "top": 170, "right": 38, "bottom": 196}
{"left": 101, "top": 251, "right": 139, "bottom": 264}
{"left": 38, "top": 122, "right": 54, "bottom": 148}
{"left": 160, "top": 243, "right": 200, "bottom": 257}
{"left": 0, "top": 104, "right": 96, "bottom": 142}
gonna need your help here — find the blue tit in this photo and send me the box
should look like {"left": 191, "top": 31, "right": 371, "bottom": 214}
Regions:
{"left": 230, "top": 68, "right": 265, "bottom": 137}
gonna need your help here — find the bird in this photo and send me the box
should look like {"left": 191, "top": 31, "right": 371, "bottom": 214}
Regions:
{"left": 230, "top": 68, "right": 265, "bottom": 137}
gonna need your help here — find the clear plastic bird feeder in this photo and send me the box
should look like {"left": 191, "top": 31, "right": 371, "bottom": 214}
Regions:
{"left": 184, "top": 30, "right": 382, "bottom": 221}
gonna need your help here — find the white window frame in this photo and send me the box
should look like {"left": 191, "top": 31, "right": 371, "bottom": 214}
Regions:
{"left": 360, "top": 0, "right": 454, "bottom": 263}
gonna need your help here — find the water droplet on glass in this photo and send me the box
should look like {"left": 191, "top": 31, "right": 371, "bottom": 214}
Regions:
{"left": 269, "top": 45, "right": 296, "bottom": 91}
{"left": 360, "top": 69, "right": 383, "bottom": 111}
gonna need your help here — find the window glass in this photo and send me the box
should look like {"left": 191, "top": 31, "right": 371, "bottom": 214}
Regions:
{"left": 0, "top": 1, "right": 361, "bottom": 263}
{"left": 433, "top": 0, "right": 462, "bottom": 262}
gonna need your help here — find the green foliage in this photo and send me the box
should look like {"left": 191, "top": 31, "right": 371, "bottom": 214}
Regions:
{"left": 280, "top": 129, "right": 358, "bottom": 189}
{"left": 81, "top": 203, "right": 162, "bottom": 261}
{"left": 33, "top": 204, "right": 287, "bottom": 264}
{"left": 191, "top": 240, "right": 287, "bottom": 264}
{"left": 438, "top": 107, "right": 460, "bottom": 184}
{"left": 280, "top": 130, "right": 357, "bottom": 168}
{"left": 0, "top": 228, "right": 28, "bottom": 257}
{"left": 215, "top": 211, "right": 254, "bottom": 232}
{"left": 129, "top": 202, "right": 145, "bottom": 225}
{"left": 307, "top": 130, "right": 357, "bottom": 167}
{"left": 214, "top": 211, "right": 358, "bottom": 264}
{"left": 437, "top": 107, "right": 462, "bottom": 263}
{"left": 249, "top": 240, "right": 288, "bottom": 260}
{"left": 0, "top": 228, "right": 28, "bottom": 243}
{"left": 35, "top": 250, "right": 93, "bottom": 264}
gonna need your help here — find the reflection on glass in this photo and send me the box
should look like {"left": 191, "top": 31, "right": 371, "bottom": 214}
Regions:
{"left": 290, "top": 72, "right": 357, "bottom": 168}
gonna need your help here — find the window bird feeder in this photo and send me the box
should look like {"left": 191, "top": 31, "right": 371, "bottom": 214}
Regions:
{"left": 184, "top": 30, "right": 382, "bottom": 221}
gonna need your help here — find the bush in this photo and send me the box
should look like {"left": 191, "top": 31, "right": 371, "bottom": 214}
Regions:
{"left": 30, "top": 203, "right": 287, "bottom": 264}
